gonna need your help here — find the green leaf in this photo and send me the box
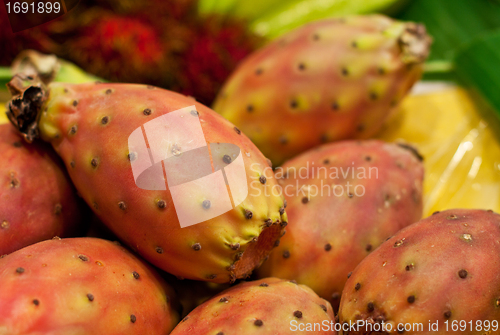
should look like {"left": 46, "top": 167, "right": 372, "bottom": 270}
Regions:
{"left": 0, "top": 67, "right": 11, "bottom": 90}
{"left": 250, "top": 0, "right": 410, "bottom": 38}
{"left": 455, "top": 30, "right": 500, "bottom": 121}
{"left": 197, "top": 0, "right": 239, "bottom": 16}
{"left": 397, "top": 0, "right": 500, "bottom": 61}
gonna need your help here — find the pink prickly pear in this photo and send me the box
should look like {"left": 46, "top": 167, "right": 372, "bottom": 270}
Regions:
{"left": 0, "top": 123, "right": 87, "bottom": 255}
{"left": 339, "top": 209, "right": 500, "bottom": 335}
{"left": 213, "top": 15, "right": 432, "bottom": 165}
{"left": 257, "top": 140, "right": 424, "bottom": 310}
{"left": 171, "top": 277, "right": 337, "bottom": 334}
{"left": 0, "top": 237, "right": 179, "bottom": 334}
{"left": 6, "top": 76, "right": 287, "bottom": 283}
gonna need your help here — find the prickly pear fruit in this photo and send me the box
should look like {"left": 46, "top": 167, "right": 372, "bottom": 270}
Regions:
{"left": 0, "top": 123, "right": 87, "bottom": 255}
{"left": 213, "top": 15, "right": 431, "bottom": 165}
{"left": 170, "top": 277, "right": 337, "bottom": 334}
{"left": 0, "top": 237, "right": 179, "bottom": 334}
{"left": 6, "top": 77, "right": 287, "bottom": 283}
{"left": 339, "top": 209, "right": 500, "bottom": 335}
{"left": 257, "top": 140, "right": 424, "bottom": 310}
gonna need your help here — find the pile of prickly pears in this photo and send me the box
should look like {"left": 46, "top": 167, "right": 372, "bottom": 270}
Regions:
{"left": 1, "top": 9, "right": 499, "bottom": 335}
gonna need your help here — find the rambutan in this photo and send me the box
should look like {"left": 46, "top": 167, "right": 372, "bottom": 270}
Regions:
{"left": 63, "top": 10, "right": 172, "bottom": 85}
{"left": 180, "top": 16, "right": 261, "bottom": 105}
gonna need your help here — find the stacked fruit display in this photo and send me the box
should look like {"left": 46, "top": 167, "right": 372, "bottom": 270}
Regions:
{"left": 1, "top": 9, "right": 500, "bottom": 335}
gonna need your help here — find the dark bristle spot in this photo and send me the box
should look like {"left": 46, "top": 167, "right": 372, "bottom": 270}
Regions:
{"left": 367, "top": 302, "right": 374, "bottom": 312}
{"left": 259, "top": 175, "right": 267, "bottom": 184}
{"left": 157, "top": 200, "right": 167, "bottom": 209}
{"left": 245, "top": 210, "right": 253, "bottom": 219}
{"left": 133, "top": 271, "right": 140, "bottom": 279}
{"left": 283, "top": 250, "right": 290, "bottom": 259}
{"left": 347, "top": 272, "right": 352, "bottom": 279}
{"left": 72, "top": 100, "right": 78, "bottom": 107}
{"left": 105, "top": 89, "right": 112, "bottom": 94}
{"left": 259, "top": 283, "right": 268, "bottom": 287}
{"left": 320, "top": 304, "right": 327, "bottom": 312}
{"left": 279, "top": 136, "right": 288, "bottom": 145}
{"left": 101, "top": 116, "right": 109, "bottom": 125}
{"left": 294, "top": 310, "right": 303, "bottom": 318}
{"left": 332, "top": 292, "right": 340, "bottom": 300}
{"left": 355, "top": 283, "right": 361, "bottom": 290}
{"left": 54, "top": 204, "right": 62, "bottom": 215}
{"left": 290, "top": 100, "right": 298, "bottom": 109}
{"left": 458, "top": 269, "right": 468, "bottom": 279}
{"left": 16, "top": 267, "right": 25, "bottom": 274}
{"left": 246, "top": 105, "right": 254, "bottom": 113}
{"left": 407, "top": 295, "right": 415, "bottom": 303}
{"left": 223, "top": 155, "right": 232, "bottom": 164}
{"left": 118, "top": 201, "right": 127, "bottom": 211}
{"left": 78, "top": 255, "right": 89, "bottom": 262}
{"left": 190, "top": 110, "right": 199, "bottom": 117}
{"left": 219, "top": 297, "right": 229, "bottom": 303}
{"left": 331, "top": 102, "right": 340, "bottom": 111}
{"left": 202, "top": 200, "right": 211, "bottom": 209}
{"left": 130, "top": 314, "right": 136, "bottom": 323}
{"left": 302, "top": 197, "right": 309, "bottom": 204}
{"left": 192, "top": 243, "right": 201, "bottom": 251}
{"left": 444, "top": 310, "right": 452, "bottom": 319}
{"left": 87, "top": 293, "right": 94, "bottom": 301}
{"left": 155, "top": 247, "right": 163, "bottom": 254}
{"left": 91, "top": 158, "right": 98, "bottom": 168}
{"left": 254, "top": 319, "right": 263, "bottom": 327}
{"left": 298, "top": 63, "right": 306, "bottom": 71}
{"left": 366, "top": 244, "right": 372, "bottom": 251}
{"left": 143, "top": 108, "right": 152, "bottom": 116}
{"left": 32, "top": 299, "right": 39, "bottom": 306}
{"left": 341, "top": 68, "right": 349, "bottom": 76}
{"left": 234, "top": 127, "right": 241, "bottom": 135}
{"left": 255, "top": 68, "right": 263, "bottom": 75}
{"left": 128, "top": 152, "right": 136, "bottom": 161}
{"left": 324, "top": 243, "right": 332, "bottom": 251}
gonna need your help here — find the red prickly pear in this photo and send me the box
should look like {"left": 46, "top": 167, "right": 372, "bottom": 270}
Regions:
{"left": 6, "top": 76, "right": 287, "bottom": 283}
{"left": 213, "top": 15, "right": 432, "bottom": 165}
{"left": 0, "top": 123, "right": 87, "bottom": 255}
{"left": 0, "top": 237, "right": 179, "bottom": 334}
{"left": 339, "top": 209, "right": 500, "bottom": 335}
{"left": 171, "top": 277, "right": 337, "bottom": 334}
{"left": 257, "top": 140, "right": 424, "bottom": 310}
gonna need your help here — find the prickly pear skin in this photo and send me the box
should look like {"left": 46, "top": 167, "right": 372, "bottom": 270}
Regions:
{"left": 213, "top": 15, "right": 431, "bottom": 165}
{"left": 257, "top": 140, "right": 424, "bottom": 310}
{"left": 171, "top": 277, "right": 337, "bottom": 335}
{"left": 0, "top": 123, "right": 87, "bottom": 255}
{"left": 339, "top": 209, "right": 500, "bottom": 335}
{"left": 34, "top": 82, "right": 286, "bottom": 283}
{"left": 0, "top": 237, "right": 179, "bottom": 334}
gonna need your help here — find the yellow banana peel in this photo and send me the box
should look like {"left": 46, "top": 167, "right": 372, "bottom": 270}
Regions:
{"left": 378, "top": 86, "right": 500, "bottom": 216}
